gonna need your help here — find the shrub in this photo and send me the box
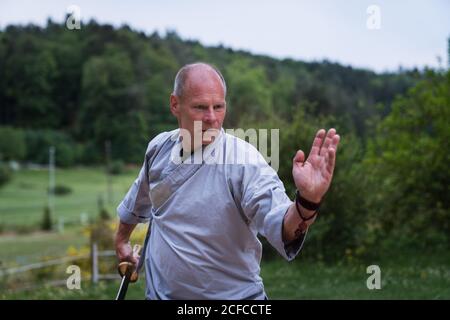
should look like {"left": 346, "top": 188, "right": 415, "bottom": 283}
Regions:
{"left": 51, "top": 184, "right": 73, "bottom": 196}
{"left": 41, "top": 206, "right": 53, "bottom": 231}
{"left": 90, "top": 220, "right": 115, "bottom": 250}
{"left": 0, "top": 163, "right": 12, "bottom": 188}
{"left": 0, "top": 126, "right": 26, "bottom": 161}
{"left": 25, "top": 129, "right": 79, "bottom": 167}
{"left": 99, "top": 208, "right": 111, "bottom": 221}
{"left": 109, "top": 160, "right": 124, "bottom": 175}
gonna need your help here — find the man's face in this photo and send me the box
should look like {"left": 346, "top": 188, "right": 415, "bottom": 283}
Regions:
{"left": 170, "top": 69, "right": 226, "bottom": 150}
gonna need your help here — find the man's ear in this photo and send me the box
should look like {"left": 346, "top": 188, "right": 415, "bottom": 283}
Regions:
{"left": 170, "top": 94, "right": 180, "bottom": 117}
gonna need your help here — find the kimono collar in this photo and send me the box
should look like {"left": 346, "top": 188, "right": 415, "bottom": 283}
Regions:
{"left": 170, "top": 128, "right": 224, "bottom": 165}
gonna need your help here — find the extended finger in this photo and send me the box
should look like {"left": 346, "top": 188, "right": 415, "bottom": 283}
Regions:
{"left": 309, "top": 129, "right": 326, "bottom": 157}
{"left": 319, "top": 128, "right": 336, "bottom": 156}
{"left": 326, "top": 135, "right": 340, "bottom": 174}
{"left": 331, "top": 134, "right": 340, "bottom": 151}
{"left": 327, "top": 148, "right": 336, "bottom": 175}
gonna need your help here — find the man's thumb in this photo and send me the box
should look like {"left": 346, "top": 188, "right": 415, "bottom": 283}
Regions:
{"left": 293, "top": 150, "right": 305, "bottom": 164}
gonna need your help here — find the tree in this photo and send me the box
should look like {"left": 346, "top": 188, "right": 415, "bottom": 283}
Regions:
{"left": 78, "top": 47, "right": 150, "bottom": 163}
{"left": 224, "top": 59, "right": 273, "bottom": 127}
{"left": 365, "top": 69, "right": 450, "bottom": 249}
{"left": 2, "top": 32, "right": 58, "bottom": 127}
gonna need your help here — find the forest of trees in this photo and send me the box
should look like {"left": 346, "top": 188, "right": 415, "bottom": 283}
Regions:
{"left": 0, "top": 19, "right": 448, "bottom": 260}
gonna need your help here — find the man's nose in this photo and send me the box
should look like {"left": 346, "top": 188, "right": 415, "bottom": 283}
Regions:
{"left": 203, "top": 107, "right": 217, "bottom": 123}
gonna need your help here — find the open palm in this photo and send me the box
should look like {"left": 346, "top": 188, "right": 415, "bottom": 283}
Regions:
{"left": 292, "top": 128, "right": 340, "bottom": 203}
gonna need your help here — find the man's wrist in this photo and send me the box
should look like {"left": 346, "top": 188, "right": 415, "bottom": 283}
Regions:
{"left": 295, "top": 188, "right": 322, "bottom": 203}
{"left": 303, "top": 195, "right": 322, "bottom": 204}
{"left": 295, "top": 190, "right": 321, "bottom": 215}
{"left": 297, "top": 205, "right": 317, "bottom": 220}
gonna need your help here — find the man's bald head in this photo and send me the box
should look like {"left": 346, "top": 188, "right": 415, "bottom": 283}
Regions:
{"left": 173, "top": 63, "right": 227, "bottom": 101}
{"left": 169, "top": 62, "right": 227, "bottom": 150}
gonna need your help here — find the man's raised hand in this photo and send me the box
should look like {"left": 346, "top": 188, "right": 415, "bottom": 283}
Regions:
{"left": 292, "top": 128, "right": 340, "bottom": 203}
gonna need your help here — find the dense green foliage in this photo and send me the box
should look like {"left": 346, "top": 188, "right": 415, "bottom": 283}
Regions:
{"left": 0, "top": 20, "right": 418, "bottom": 163}
{"left": 362, "top": 70, "right": 450, "bottom": 253}
{"left": 0, "top": 162, "right": 12, "bottom": 187}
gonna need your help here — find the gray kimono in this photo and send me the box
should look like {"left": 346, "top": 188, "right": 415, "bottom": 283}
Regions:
{"left": 117, "top": 128, "right": 306, "bottom": 300}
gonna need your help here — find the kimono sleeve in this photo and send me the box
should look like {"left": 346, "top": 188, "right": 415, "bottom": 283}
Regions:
{"left": 117, "top": 144, "right": 152, "bottom": 225}
{"left": 117, "top": 131, "right": 172, "bottom": 224}
{"left": 237, "top": 151, "right": 307, "bottom": 261}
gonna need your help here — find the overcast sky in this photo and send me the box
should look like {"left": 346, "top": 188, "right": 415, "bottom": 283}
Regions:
{"left": 1, "top": 0, "right": 449, "bottom": 73}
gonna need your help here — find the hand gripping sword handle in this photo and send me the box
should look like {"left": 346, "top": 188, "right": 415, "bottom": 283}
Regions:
{"left": 117, "top": 244, "right": 141, "bottom": 283}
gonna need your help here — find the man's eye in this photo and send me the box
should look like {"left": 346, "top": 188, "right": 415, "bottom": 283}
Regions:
{"left": 214, "top": 105, "right": 224, "bottom": 110}
{"left": 194, "top": 105, "right": 207, "bottom": 110}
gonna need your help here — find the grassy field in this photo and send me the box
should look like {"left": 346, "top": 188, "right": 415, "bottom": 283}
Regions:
{"left": 0, "top": 167, "right": 140, "bottom": 227}
{"left": 0, "top": 167, "right": 139, "bottom": 268}
{"left": 2, "top": 255, "right": 449, "bottom": 300}
{"left": 1, "top": 168, "right": 449, "bottom": 299}
{"left": 0, "top": 227, "right": 88, "bottom": 265}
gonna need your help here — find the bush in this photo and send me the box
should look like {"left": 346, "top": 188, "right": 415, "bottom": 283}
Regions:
{"left": 50, "top": 184, "right": 73, "bottom": 196}
{"left": 41, "top": 206, "right": 53, "bottom": 231}
{"left": 0, "top": 126, "right": 26, "bottom": 161}
{"left": 99, "top": 208, "right": 111, "bottom": 221}
{"left": 79, "top": 141, "right": 103, "bottom": 164}
{"left": 363, "top": 70, "right": 450, "bottom": 254}
{"left": 96, "top": 194, "right": 111, "bottom": 221}
{"left": 0, "top": 163, "right": 12, "bottom": 188}
{"left": 25, "top": 129, "right": 80, "bottom": 167}
{"left": 109, "top": 160, "right": 124, "bottom": 175}
{"left": 90, "top": 220, "right": 115, "bottom": 250}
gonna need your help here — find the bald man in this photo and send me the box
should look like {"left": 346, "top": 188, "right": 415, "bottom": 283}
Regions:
{"left": 115, "top": 62, "right": 340, "bottom": 300}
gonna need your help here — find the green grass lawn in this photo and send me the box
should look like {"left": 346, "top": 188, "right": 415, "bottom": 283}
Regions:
{"left": 0, "top": 167, "right": 139, "bottom": 227}
{"left": 0, "top": 166, "right": 139, "bottom": 267}
{"left": 0, "top": 227, "right": 89, "bottom": 266}
{"left": 2, "top": 256, "right": 449, "bottom": 300}
{"left": 261, "top": 258, "right": 450, "bottom": 299}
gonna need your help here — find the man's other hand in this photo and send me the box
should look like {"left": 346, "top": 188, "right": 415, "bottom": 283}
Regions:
{"left": 292, "top": 128, "right": 340, "bottom": 203}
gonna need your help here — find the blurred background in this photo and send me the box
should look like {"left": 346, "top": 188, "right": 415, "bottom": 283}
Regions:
{"left": 0, "top": 0, "right": 449, "bottom": 299}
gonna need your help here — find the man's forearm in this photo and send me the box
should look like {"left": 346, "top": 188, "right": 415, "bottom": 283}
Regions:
{"left": 115, "top": 221, "right": 137, "bottom": 245}
{"left": 282, "top": 202, "right": 317, "bottom": 243}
